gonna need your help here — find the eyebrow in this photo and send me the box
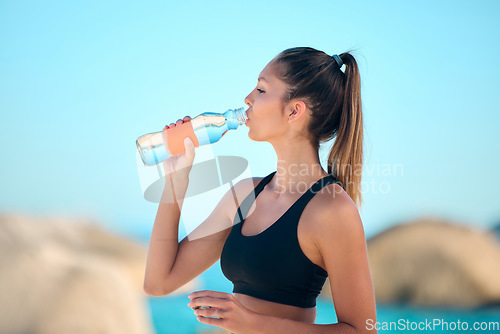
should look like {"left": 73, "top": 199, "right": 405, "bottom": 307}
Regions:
{"left": 258, "top": 76, "right": 267, "bottom": 82}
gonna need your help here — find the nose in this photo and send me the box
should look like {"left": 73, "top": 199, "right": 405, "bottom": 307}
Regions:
{"left": 244, "top": 90, "right": 254, "bottom": 107}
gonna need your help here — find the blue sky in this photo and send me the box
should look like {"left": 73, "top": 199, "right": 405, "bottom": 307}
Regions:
{"left": 1, "top": 0, "right": 499, "bottom": 240}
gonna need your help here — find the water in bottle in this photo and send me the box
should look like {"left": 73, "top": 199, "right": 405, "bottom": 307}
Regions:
{"left": 136, "top": 107, "right": 247, "bottom": 166}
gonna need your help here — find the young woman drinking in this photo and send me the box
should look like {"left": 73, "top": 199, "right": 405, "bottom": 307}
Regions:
{"left": 144, "top": 47, "right": 377, "bottom": 334}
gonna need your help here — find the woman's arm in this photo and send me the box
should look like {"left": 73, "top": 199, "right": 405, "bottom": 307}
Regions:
{"left": 144, "top": 176, "right": 259, "bottom": 296}
{"left": 143, "top": 173, "right": 190, "bottom": 296}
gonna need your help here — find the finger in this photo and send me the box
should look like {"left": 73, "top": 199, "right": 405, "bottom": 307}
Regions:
{"left": 194, "top": 307, "right": 225, "bottom": 318}
{"left": 188, "top": 297, "right": 230, "bottom": 310}
{"left": 165, "top": 117, "right": 190, "bottom": 131}
{"left": 196, "top": 315, "right": 225, "bottom": 326}
{"left": 188, "top": 297, "right": 232, "bottom": 310}
{"left": 184, "top": 136, "right": 194, "bottom": 147}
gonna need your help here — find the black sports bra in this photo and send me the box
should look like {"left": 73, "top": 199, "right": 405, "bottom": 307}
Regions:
{"left": 220, "top": 171, "right": 344, "bottom": 308}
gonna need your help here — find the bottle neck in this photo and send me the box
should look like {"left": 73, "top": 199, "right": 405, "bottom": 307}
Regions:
{"left": 224, "top": 107, "right": 247, "bottom": 126}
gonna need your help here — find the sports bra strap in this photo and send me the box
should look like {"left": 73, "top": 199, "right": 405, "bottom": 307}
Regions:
{"left": 254, "top": 171, "right": 277, "bottom": 196}
{"left": 234, "top": 171, "right": 343, "bottom": 225}
{"left": 233, "top": 171, "right": 276, "bottom": 225}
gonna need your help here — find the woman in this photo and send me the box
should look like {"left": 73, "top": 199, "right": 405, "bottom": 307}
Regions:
{"left": 144, "top": 47, "right": 377, "bottom": 334}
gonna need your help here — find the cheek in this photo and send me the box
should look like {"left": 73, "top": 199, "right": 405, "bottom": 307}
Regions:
{"left": 254, "top": 94, "right": 283, "bottom": 116}
{"left": 248, "top": 114, "right": 286, "bottom": 139}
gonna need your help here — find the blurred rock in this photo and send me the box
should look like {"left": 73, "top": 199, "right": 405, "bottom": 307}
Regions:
{"left": 320, "top": 217, "right": 500, "bottom": 308}
{"left": 368, "top": 218, "right": 500, "bottom": 307}
{"left": 0, "top": 212, "right": 197, "bottom": 334}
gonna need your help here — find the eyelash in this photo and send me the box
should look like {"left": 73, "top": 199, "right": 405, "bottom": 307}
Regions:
{"left": 257, "top": 88, "right": 265, "bottom": 93}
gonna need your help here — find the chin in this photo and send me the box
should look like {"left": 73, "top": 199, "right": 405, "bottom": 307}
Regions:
{"left": 247, "top": 132, "right": 257, "bottom": 142}
{"left": 247, "top": 125, "right": 272, "bottom": 142}
{"left": 247, "top": 134, "right": 260, "bottom": 142}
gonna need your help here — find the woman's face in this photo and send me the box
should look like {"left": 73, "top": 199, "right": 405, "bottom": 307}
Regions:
{"left": 244, "top": 61, "right": 291, "bottom": 142}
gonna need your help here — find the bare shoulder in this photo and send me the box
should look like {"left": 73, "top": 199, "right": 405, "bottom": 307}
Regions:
{"left": 308, "top": 184, "right": 365, "bottom": 245}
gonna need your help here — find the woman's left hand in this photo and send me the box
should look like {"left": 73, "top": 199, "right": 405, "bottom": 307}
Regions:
{"left": 187, "top": 290, "right": 259, "bottom": 334}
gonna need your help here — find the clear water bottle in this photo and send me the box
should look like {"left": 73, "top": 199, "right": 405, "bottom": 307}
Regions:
{"left": 136, "top": 107, "right": 248, "bottom": 166}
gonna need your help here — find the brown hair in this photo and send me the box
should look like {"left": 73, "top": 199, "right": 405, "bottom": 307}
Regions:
{"left": 272, "top": 47, "right": 364, "bottom": 208}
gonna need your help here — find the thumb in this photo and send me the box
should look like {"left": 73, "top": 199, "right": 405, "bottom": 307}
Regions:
{"left": 183, "top": 137, "right": 195, "bottom": 159}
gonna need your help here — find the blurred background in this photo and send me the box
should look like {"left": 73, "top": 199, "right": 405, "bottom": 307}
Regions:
{"left": 1, "top": 0, "right": 499, "bottom": 333}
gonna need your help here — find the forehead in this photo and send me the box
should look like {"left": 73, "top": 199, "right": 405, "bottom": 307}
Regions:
{"left": 258, "top": 62, "right": 282, "bottom": 84}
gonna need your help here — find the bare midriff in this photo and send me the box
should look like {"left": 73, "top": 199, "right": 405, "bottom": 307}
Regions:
{"left": 233, "top": 292, "right": 317, "bottom": 324}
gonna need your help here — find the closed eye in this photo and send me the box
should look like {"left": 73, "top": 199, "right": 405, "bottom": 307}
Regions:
{"left": 257, "top": 88, "right": 265, "bottom": 93}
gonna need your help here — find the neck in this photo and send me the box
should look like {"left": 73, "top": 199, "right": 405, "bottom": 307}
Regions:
{"left": 268, "top": 139, "right": 328, "bottom": 198}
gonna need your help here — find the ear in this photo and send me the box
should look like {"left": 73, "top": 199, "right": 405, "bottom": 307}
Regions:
{"left": 287, "top": 100, "right": 310, "bottom": 121}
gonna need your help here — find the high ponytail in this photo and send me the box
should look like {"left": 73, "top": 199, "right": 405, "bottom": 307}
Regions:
{"left": 272, "top": 47, "right": 364, "bottom": 208}
{"left": 327, "top": 53, "right": 363, "bottom": 208}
